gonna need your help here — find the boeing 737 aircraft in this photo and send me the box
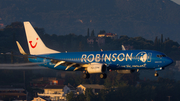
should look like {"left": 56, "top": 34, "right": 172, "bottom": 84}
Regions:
{"left": 16, "top": 21, "right": 173, "bottom": 79}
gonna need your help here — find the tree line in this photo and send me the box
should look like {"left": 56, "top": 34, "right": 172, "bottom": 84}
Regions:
{"left": 0, "top": 22, "right": 179, "bottom": 63}
{"left": 65, "top": 72, "right": 180, "bottom": 101}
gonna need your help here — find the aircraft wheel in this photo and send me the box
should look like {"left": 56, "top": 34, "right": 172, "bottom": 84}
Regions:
{"left": 83, "top": 73, "right": 90, "bottom": 79}
{"left": 100, "top": 73, "right": 107, "bottom": 79}
{"left": 154, "top": 73, "right": 159, "bottom": 77}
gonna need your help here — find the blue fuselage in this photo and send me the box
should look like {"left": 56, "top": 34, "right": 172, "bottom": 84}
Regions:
{"left": 28, "top": 50, "right": 173, "bottom": 71}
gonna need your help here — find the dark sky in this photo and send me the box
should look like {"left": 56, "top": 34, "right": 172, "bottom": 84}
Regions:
{"left": 1, "top": 0, "right": 180, "bottom": 43}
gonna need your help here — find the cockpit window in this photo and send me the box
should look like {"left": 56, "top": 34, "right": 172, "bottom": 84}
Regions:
{"left": 157, "top": 55, "right": 166, "bottom": 58}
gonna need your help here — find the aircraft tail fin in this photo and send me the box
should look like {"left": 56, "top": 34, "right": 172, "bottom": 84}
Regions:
{"left": 16, "top": 41, "right": 28, "bottom": 55}
{"left": 23, "top": 21, "right": 60, "bottom": 55}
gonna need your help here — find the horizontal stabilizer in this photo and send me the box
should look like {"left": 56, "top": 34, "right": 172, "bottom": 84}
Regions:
{"left": 16, "top": 41, "right": 28, "bottom": 55}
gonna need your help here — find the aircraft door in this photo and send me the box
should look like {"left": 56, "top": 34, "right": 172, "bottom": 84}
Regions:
{"left": 147, "top": 53, "right": 152, "bottom": 62}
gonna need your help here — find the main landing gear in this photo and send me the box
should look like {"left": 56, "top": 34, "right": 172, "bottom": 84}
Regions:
{"left": 100, "top": 73, "right": 107, "bottom": 79}
{"left": 154, "top": 71, "right": 159, "bottom": 77}
{"left": 83, "top": 72, "right": 107, "bottom": 79}
{"left": 83, "top": 73, "right": 90, "bottom": 79}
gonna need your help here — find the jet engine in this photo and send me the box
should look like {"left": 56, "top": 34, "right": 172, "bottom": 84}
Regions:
{"left": 87, "top": 63, "right": 107, "bottom": 74}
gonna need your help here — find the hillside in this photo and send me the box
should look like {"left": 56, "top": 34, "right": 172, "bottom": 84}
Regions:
{"left": 0, "top": 0, "right": 180, "bottom": 42}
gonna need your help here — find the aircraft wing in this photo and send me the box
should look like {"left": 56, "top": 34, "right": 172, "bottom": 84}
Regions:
{"left": 122, "top": 45, "right": 126, "bottom": 50}
{"left": 34, "top": 55, "right": 89, "bottom": 71}
{"left": 16, "top": 41, "right": 87, "bottom": 71}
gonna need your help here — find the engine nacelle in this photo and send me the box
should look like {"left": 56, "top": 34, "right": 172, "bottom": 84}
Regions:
{"left": 116, "top": 70, "right": 135, "bottom": 74}
{"left": 87, "top": 63, "right": 107, "bottom": 74}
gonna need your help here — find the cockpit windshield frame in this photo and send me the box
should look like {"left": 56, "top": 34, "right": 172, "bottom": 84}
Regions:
{"left": 156, "top": 54, "right": 166, "bottom": 58}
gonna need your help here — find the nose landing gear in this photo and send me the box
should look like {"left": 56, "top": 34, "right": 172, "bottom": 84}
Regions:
{"left": 154, "top": 71, "right": 159, "bottom": 77}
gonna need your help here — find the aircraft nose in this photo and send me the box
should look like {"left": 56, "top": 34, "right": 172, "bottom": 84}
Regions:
{"left": 165, "top": 57, "right": 173, "bottom": 66}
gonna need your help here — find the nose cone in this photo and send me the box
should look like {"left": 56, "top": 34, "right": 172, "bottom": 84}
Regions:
{"left": 165, "top": 57, "right": 173, "bottom": 66}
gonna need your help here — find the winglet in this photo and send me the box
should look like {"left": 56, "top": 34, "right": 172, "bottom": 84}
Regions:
{"left": 16, "top": 41, "right": 28, "bottom": 55}
{"left": 122, "top": 45, "right": 126, "bottom": 50}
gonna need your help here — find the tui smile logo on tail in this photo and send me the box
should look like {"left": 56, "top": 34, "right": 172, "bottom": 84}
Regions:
{"left": 29, "top": 38, "right": 38, "bottom": 48}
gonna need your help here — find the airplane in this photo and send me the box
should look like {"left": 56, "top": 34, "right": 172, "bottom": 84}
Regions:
{"left": 16, "top": 21, "right": 173, "bottom": 79}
